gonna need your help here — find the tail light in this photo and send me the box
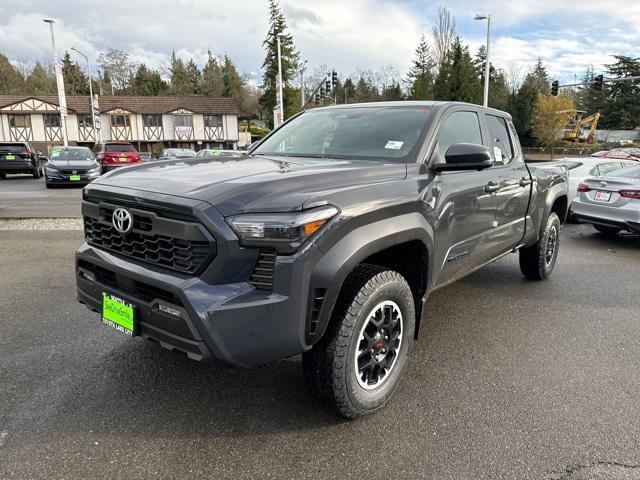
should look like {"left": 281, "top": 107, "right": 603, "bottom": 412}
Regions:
{"left": 577, "top": 183, "right": 590, "bottom": 193}
{"left": 619, "top": 190, "right": 640, "bottom": 199}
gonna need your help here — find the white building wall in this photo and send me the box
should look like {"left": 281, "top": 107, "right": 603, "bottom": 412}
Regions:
{"left": 193, "top": 114, "right": 205, "bottom": 140}
{"left": 66, "top": 114, "right": 79, "bottom": 142}
{"left": 100, "top": 115, "right": 111, "bottom": 141}
{"left": 0, "top": 115, "right": 9, "bottom": 141}
{"left": 31, "top": 114, "right": 45, "bottom": 142}
{"left": 224, "top": 115, "right": 239, "bottom": 141}
{"left": 162, "top": 114, "right": 174, "bottom": 141}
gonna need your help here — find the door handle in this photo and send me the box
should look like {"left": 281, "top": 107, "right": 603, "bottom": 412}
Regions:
{"left": 484, "top": 181, "right": 501, "bottom": 193}
{"left": 519, "top": 177, "right": 532, "bottom": 187}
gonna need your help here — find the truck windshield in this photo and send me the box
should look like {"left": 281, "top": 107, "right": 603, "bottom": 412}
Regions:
{"left": 253, "top": 106, "right": 433, "bottom": 162}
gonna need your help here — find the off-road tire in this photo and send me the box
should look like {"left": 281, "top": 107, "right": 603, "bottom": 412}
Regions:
{"left": 519, "top": 212, "right": 561, "bottom": 281}
{"left": 302, "top": 264, "right": 415, "bottom": 419}
{"left": 593, "top": 225, "right": 621, "bottom": 235}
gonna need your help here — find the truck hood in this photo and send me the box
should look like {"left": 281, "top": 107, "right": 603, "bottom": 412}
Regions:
{"left": 92, "top": 155, "right": 407, "bottom": 216}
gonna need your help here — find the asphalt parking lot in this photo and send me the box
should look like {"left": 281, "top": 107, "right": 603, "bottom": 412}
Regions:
{"left": 1, "top": 178, "right": 640, "bottom": 479}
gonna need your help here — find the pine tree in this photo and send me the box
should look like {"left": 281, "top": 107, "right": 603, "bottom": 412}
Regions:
{"left": 61, "top": 52, "right": 89, "bottom": 95}
{"left": 434, "top": 37, "right": 482, "bottom": 104}
{"left": 525, "top": 59, "right": 550, "bottom": 94}
{"left": 600, "top": 56, "right": 640, "bottom": 129}
{"left": 26, "top": 62, "right": 56, "bottom": 94}
{"left": 186, "top": 59, "right": 201, "bottom": 94}
{"left": 200, "top": 51, "right": 224, "bottom": 96}
{"left": 222, "top": 55, "right": 246, "bottom": 109}
{"left": 169, "top": 52, "right": 191, "bottom": 95}
{"left": 259, "top": 0, "right": 300, "bottom": 127}
{"left": 0, "top": 54, "right": 26, "bottom": 94}
{"left": 343, "top": 77, "right": 355, "bottom": 104}
{"left": 407, "top": 34, "right": 434, "bottom": 100}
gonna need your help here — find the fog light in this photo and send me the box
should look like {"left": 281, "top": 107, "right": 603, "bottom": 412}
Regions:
{"left": 79, "top": 270, "right": 95, "bottom": 282}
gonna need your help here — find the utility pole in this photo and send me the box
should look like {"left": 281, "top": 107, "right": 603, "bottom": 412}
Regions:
{"left": 71, "top": 47, "right": 100, "bottom": 143}
{"left": 299, "top": 60, "right": 308, "bottom": 109}
{"left": 276, "top": 33, "right": 285, "bottom": 127}
{"left": 43, "top": 18, "right": 68, "bottom": 146}
{"left": 474, "top": 14, "right": 492, "bottom": 107}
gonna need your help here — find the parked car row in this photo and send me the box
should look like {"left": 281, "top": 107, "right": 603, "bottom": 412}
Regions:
{"left": 0, "top": 140, "right": 246, "bottom": 185}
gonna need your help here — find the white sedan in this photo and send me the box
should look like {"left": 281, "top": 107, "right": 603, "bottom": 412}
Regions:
{"left": 564, "top": 157, "right": 637, "bottom": 206}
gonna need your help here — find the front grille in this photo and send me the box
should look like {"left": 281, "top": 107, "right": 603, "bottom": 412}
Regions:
{"left": 84, "top": 217, "right": 211, "bottom": 274}
{"left": 59, "top": 169, "right": 87, "bottom": 174}
{"left": 249, "top": 249, "right": 276, "bottom": 290}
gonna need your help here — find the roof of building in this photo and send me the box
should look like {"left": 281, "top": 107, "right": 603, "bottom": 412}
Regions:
{"left": 0, "top": 95, "right": 241, "bottom": 115}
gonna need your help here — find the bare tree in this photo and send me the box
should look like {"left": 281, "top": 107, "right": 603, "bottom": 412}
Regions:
{"left": 504, "top": 65, "right": 524, "bottom": 95}
{"left": 431, "top": 7, "right": 457, "bottom": 66}
{"left": 97, "top": 49, "right": 136, "bottom": 93}
{"left": 375, "top": 64, "right": 400, "bottom": 91}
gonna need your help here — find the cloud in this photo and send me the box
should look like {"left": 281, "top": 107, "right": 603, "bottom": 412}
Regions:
{"left": 0, "top": 0, "right": 638, "bottom": 86}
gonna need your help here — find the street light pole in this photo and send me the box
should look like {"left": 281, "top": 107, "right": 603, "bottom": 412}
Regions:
{"left": 70, "top": 47, "right": 99, "bottom": 143}
{"left": 474, "top": 14, "right": 492, "bottom": 107}
{"left": 299, "top": 60, "right": 308, "bottom": 109}
{"left": 276, "top": 33, "right": 285, "bottom": 127}
{"left": 43, "top": 18, "right": 68, "bottom": 146}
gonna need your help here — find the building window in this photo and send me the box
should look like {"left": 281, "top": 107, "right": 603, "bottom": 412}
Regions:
{"left": 110, "top": 114, "right": 130, "bottom": 127}
{"left": 9, "top": 114, "right": 31, "bottom": 128}
{"left": 174, "top": 115, "right": 193, "bottom": 127}
{"left": 77, "top": 114, "right": 93, "bottom": 127}
{"left": 143, "top": 114, "right": 162, "bottom": 127}
{"left": 204, "top": 115, "right": 223, "bottom": 127}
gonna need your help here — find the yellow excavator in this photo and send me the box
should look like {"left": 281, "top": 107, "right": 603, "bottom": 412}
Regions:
{"left": 566, "top": 112, "right": 600, "bottom": 142}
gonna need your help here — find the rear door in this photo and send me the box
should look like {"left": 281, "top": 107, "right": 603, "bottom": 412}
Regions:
{"left": 429, "top": 108, "right": 501, "bottom": 288}
{"left": 488, "top": 115, "right": 530, "bottom": 251}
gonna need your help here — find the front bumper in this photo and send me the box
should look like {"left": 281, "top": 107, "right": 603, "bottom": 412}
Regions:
{"left": 76, "top": 241, "right": 322, "bottom": 368}
{"left": 46, "top": 173, "right": 100, "bottom": 185}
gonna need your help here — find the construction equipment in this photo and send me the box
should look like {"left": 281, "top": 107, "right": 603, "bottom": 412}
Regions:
{"left": 566, "top": 113, "right": 600, "bottom": 143}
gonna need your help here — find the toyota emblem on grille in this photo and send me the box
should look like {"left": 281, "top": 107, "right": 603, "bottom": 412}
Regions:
{"left": 112, "top": 208, "right": 133, "bottom": 234}
{"left": 600, "top": 181, "right": 607, "bottom": 188}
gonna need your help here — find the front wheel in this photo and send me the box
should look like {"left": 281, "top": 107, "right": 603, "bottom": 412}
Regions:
{"left": 519, "top": 212, "right": 561, "bottom": 280}
{"left": 302, "top": 264, "right": 415, "bottom": 419}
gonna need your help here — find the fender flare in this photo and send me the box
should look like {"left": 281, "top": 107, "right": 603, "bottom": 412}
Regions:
{"left": 306, "top": 212, "right": 434, "bottom": 345}
{"left": 539, "top": 183, "right": 568, "bottom": 236}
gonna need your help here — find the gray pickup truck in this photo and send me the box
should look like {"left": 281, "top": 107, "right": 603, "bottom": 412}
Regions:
{"left": 75, "top": 101, "right": 568, "bottom": 418}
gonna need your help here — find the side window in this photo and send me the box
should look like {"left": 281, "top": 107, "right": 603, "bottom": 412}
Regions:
{"left": 486, "top": 115, "right": 514, "bottom": 164}
{"left": 437, "top": 111, "right": 482, "bottom": 160}
{"left": 598, "top": 162, "right": 624, "bottom": 176}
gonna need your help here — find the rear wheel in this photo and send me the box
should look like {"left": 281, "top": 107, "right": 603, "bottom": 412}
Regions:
{"left": 593, "top": 225, "right": 621, "bottom": 235}
{"left": 519, "top": 212, "right": 561, "bottom": 281}
{"left": 32, "top": 162, "right": 41, "bottom": 179}
{"left": 302, "top": 264, "right": 415, "bottom": 419}
{"left": 0, "top": 173, "right": 5, "bottom": 180}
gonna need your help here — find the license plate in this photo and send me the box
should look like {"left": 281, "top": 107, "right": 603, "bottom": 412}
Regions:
{"left": 69, "top": 175, "right": 81, "bottom": 181}
{"left": 102, "top": 293, "right": 136, "bottom": 336}
{"left": 594, "top": 190, "right": 611, "bottom": 202}
{"left": 119, "top": 156, "right": 127, "bottom": 162}
{"left": 5, "top": 154, "right": 15, "bottom": 160}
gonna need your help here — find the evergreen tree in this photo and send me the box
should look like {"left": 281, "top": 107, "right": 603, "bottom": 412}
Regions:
{"left": 407, "top": 34, "right": 434, "bottom": 100}
{"left": 434, "top": 37, "right": 482, "bottom": 104}
{"left": 259, "top": 0, "right": 300, "bottom": 127}
{"left": 0, "top": 54, "right": 26, "bottom": 94}
{"left": 510, "top": 82, "right": 539, "bottom": 142}
{"left": 525, "top": 59, "right": 550, "bottom": 94}
{"left": 200, "top": 51, "right": 224, "bottom": 96}
{"left": 169, "top": 52, "right": 191, "bottom": 95}
{"left": 185, "top": 59, "right": 201, "bottom": 94}
{"left": 26, "top": 62, "right": 56, "bottom": 94}
{"left": 382, "top": 82, "right": 404, "bottom": 100}
{"left": 343, "top": 77, "right": 356, "bottom": 104}
{"left": 600, "top": 56, "right": 640, "bottom": 129}
{"left": 222, "top": 55, "right": 246, "bottom": 109}
{"left": 144, "top": 71, "right": 168, "bottom": 96}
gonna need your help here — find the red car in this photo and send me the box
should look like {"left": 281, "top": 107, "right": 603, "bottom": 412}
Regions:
{"left": 93, "top": 142, "right": 141, "bottom": 173}
{"left": 590, "top": 148, "right": 640, "bottom": 161}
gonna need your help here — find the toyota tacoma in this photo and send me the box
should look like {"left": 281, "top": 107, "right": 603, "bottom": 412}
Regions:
{"left": 76, "top": 102, "right": 568, "bottom": 418}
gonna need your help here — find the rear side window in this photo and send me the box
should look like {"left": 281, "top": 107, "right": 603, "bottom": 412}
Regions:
{"left": 486, "top": 115, "right": 514, "bottom": 163}
{"left": 437, "top": 111, "right": 482, "bottom": 160}
{"left": 105, "top": 144, "right": 136, "bottom": 152}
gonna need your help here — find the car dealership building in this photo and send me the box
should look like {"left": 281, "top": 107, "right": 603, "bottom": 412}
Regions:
{"left": 0, "top": 95, "right": 249, "bottom": 153}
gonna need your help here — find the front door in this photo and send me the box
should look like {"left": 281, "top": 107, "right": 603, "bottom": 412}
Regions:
{"left": 429, "top": 109, "right": 501, "bottom": 288}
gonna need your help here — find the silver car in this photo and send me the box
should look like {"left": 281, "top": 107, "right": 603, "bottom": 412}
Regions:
{"left": 572, "top": 165, "right": 640, "bottom": 235}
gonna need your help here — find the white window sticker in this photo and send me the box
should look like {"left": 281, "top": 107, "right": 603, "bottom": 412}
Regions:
{"left": 51, "top": 151, "right": 60, "bottom": 158}
{"left": 385, "top": 141, "right": 404, "bottom": 150}
{"left": 493, "top": 146, "right": 502, "bottom": 161}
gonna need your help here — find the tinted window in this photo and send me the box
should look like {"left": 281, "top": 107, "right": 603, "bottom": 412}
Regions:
{"left": 565, "top": 161, "right": 583, "bottom": 170}
{"left": 486, "top": 115, "right": 514, "bottom": 163}
{"left": 254, "top": 106, "right": 433, "bottom": 162}
{"left": 437, "top": 111, "right": 482, "bottom": 159}
{"left": 105, "top": 144, "right": 136, "bottom": 152}
{"left": 0, "top": 143, "right": 28, "bottom": 152}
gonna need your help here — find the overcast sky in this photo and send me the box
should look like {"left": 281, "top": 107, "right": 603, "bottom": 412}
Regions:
{"left": 1, "top": 0, "right": 638, "bottom": 86}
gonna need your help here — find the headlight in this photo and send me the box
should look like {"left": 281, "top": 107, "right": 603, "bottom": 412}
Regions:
{"left": 45, "top": 165, "right": 59, "bottom": 173}
{"left": 227, "top": 205, "right": 339, "bottom": 254}
{"left": 87, "top": 167, "right": 101, "bottom": 175}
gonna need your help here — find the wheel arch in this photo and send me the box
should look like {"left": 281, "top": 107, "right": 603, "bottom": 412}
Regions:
{"left": 307, "top": 213, "right": 434, "bottom": 345}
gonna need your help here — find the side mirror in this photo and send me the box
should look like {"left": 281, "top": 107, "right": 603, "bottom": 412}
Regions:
{"left": 432, "top": 143, "right": 493, "bottom": 172}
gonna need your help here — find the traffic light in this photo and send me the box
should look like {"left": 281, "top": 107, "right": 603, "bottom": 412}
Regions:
{"left": 314, "top": 93, "right": 320, "bottom": 104}
{"left": 551, "top": 80, "right": 559, "bottom": 96}
{"left": 319, "top": 84, "right": 326, "bottom": 100}
{"left": 331, "top": 70, "right": 338, "bottom": 88}
{"left": 594, "top": 74, "right": 604, "bottom": 91}
{"left": 325, "top": 76, "right": 331, "bottom": 91}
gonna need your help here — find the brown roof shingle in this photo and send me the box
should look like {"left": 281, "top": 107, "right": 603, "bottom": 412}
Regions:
{"left": 0, "top": 95, "right": 240, "bottom": 115}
